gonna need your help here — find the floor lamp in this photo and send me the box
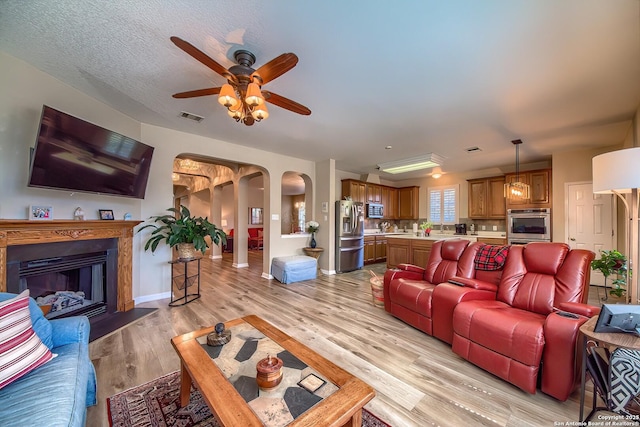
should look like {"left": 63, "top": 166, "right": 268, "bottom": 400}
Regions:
{"left": 592, "top": 147, "right": 640, "bottom": 304}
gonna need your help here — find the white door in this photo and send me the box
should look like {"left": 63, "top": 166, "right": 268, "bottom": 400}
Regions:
{"left": 566, "top": 182, "right": 615, "bottom": 286}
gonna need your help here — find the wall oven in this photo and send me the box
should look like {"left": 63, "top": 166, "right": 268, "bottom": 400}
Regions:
{"left": 507, "top": 208, "right": 551, "bottom": 244}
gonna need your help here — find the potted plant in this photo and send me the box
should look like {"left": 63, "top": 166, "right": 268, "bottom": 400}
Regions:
{"left": 419, "top": 221, "right": 433, "bottom": 236}
{"left": 139, "top": 205, "right": 226, "bottom": 259}
{"left": 591, "top": 249, "right": 628, "bottom": 299}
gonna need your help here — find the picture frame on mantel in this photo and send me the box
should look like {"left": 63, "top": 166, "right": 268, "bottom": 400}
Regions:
{"left": 99, "top": 209, "right": 115, "bottom": 220}
{"left": 29, "top": 205, "right": 53, "bottom": 220}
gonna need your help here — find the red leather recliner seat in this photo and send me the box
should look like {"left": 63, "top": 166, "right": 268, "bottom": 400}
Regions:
{"left": 451, "top": 242, "right": 596, "bottom": 401}
{"left": 383, "top": 239, "right": 473, "bottom": 335}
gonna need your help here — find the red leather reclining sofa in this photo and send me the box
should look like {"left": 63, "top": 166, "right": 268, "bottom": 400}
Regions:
{"left": 383, "top": 239, "right": 596, "bottom": 401}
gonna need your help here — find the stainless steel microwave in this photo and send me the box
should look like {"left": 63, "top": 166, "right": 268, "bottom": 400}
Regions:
{"left": 367, "top": 203, "right": 384, "bottom": 218}
{"left": 507, "top": 208, "right": 551, "bottom": 242}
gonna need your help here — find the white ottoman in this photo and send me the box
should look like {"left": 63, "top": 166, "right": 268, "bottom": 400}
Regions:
{"left": 271, "top": 256, "right": 317, "bottom": 284}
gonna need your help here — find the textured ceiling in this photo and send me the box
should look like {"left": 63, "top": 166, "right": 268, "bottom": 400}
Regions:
{"left": 1, "top": 1, "right": 639, "bottom": 181}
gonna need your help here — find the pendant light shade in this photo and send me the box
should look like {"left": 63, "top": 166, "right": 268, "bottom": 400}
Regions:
{"left": 251, "top": 103, "right": 269, "bottom": 121}
{"left": 504, "top": 139, "right": 530, "bottom": 200}
{"left": 218, "top": 84, "right": 239, "bottom": 108}
{"left": 245, "top": 82, "right": 264, "bottom": 107}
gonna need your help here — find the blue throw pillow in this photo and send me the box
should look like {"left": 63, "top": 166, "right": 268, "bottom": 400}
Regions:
{"left": 0, "top": 292, "right": 53, "bottom": 350}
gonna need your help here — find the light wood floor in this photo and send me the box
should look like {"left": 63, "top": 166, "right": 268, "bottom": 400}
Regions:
{"left": 87, "top": 251, "right": 616, "bottom": 427}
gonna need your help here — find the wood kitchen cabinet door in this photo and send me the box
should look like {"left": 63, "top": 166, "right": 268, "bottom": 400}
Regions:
{"left": 468, "top": 176, "right": 505, "bottom": 219}
{"left": 364, "top": 236, "right": 376, "bottom": 264}
{"left": 387, "top": 238, "right": 410, "bottom": 268}
{"left": 487, "top": 176, "right": 506, "bottom": 218}
{"left": 398, "top": 187, "right": 419, "bottom": 219}
{"left": 375, "top": 237, "right": 387, "bottom": 262}
{"left": 342, "top": 179, "right": 366, "bottom": 204}
{"left": 529, "top": 170, "right": 550, "bottom": 205}
{"left": 386, "top": 188, "right": 399, "bottom": 219}
{"left": 410, "top": 240, "right": 433, "bottom": 267}
{"left": 468, "top": 179, "right": 488, "bottom": 218}
{"left": 366, "top": 184, "right": 382, "bottom": 203}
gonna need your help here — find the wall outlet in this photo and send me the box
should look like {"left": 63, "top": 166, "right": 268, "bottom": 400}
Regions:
{"left": 493, "top": 225, "right": 498, "bottom": 231}
{"left": 481, "top": 225, "right": 486, "bottom": 230}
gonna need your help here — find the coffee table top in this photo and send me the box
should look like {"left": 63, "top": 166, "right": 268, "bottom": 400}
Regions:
{"left": 171, "top": 314, "right": 375, "bottom": 427}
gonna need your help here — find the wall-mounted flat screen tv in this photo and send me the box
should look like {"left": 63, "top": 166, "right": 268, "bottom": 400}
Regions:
{"left": 28, "top": 105, "right": 154, "bottom": 199}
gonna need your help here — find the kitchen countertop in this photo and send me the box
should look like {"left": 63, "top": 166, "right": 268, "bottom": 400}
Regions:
{"left": 364, "top": 230, "right": 507, "bottom": 242}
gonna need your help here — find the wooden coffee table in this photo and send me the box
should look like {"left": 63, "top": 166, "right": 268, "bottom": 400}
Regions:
{"left": 171, "top": 314, "right": 375, "bottom": 426}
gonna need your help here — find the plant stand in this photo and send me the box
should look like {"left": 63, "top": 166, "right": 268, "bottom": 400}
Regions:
{"left": 169, "top": 258, "right": 201, "bottom": 306}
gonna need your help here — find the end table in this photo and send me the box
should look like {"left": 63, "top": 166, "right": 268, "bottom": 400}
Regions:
{"left": 303, "top": 247, "right": 324, "bottom": 273}
{"left": 168, "top": 257, "right": 201, "bottom": 306}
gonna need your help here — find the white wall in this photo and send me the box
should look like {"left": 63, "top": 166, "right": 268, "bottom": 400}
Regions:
{"left": 1, "top": 52, "right": 317, "bottom": 302}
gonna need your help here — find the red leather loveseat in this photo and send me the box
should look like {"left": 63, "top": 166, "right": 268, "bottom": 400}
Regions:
{"left": 383, "top": 240, "right": 596, "bottom": 401}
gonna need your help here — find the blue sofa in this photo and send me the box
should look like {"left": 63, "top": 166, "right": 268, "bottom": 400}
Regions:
{"left": 0, "top": 293, "right": 97, "bottom": 427}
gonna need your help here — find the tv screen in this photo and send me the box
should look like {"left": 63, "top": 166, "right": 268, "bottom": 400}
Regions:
{"left": 28, "top": 105, "right": 154, "bottom": 199}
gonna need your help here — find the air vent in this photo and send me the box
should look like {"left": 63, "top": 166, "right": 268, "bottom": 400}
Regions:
{"left": 465, "top": 147, "right": 482, "bottom": 153}
{"left": 179, "top": 111, "right": 204, "bottom": 122}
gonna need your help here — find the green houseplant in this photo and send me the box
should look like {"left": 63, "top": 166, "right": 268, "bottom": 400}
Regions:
{"left": 591, "top": 249, "right": 628, "bottom": 298}
{"left": 139, "top": 205, "right": 226, "bottom": 259}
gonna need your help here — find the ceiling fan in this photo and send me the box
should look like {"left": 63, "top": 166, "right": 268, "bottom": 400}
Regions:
{"left": 170, "top": 36, "right": 311, "bottom": 126}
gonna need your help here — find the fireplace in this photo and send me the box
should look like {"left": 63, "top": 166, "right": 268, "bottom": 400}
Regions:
{"left": 6, "top": 239, "right": 118, "bottom": 321}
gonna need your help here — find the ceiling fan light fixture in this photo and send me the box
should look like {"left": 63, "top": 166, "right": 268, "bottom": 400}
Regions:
{"left": 245, "top": 82, "right": 264, "bottom": 107}
{"left": 378, "top": 153, "right": 444, "bottom": 174}
{"left": 504, "top": 139, "right": 530, "bottom": 200}
{"left": 251, "top": 103, "right": 269, "bottom": 121}
{"left": 218, "top": 83, "right": 239, "bottom": 108}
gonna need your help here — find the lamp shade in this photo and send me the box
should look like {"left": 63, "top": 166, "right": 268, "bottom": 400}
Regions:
{"left": 245, "top": 82, "right": 264, "bottom": 107}
{"left": 592, "top": 147, "right": 640, "bottom": 194}
{"left": 218, "top": 84, "right": 238, "bottom": 108}
{"left": 251, "top": 103, "right": 269, "bottom": 121}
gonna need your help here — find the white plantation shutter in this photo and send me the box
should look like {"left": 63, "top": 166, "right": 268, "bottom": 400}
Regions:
{"left": 428, "top": 185, "right": 459, "bottom": 224}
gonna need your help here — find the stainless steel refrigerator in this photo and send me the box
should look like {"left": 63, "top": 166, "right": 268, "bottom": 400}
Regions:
{"left": 335, "top": 200, "right": 364, "bottom": 273}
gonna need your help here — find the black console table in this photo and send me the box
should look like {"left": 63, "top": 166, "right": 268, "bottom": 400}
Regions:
{"left": 168, "top": 257, "right": 201, "bottom": 306}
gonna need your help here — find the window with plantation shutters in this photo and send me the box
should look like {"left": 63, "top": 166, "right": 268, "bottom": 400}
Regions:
{"left": 428, "top": 185, "right": 459, "bottom": 225}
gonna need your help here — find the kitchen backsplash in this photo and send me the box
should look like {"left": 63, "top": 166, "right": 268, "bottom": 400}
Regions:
{"left": 363, "top": 217, "right": 506, "bottom": 233}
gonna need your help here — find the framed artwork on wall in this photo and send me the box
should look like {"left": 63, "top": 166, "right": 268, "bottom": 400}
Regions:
{"left": 249, "top": 207, "right": 263, "bottom": 225}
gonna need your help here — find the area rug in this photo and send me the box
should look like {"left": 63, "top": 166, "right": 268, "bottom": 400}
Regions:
{"left": 108, "top": 371, "right": 390, "bottom": 427}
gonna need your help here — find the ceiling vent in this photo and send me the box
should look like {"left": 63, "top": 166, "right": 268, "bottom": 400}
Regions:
{"left": 179, "top": 111, "right": 204, "bottom": 123}
{"left": 465, "top": 147, "right": 482, "bottom": 153}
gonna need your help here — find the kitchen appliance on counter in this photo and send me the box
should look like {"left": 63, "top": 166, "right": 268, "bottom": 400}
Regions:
{"left": 336, "top": 200, "right": 364, "bottom": 273}
{"left": 507, "top": 208, "right": 551, "bottom": 244}
{"left": 455, "top": 224, "right": 467, "bottom": 235}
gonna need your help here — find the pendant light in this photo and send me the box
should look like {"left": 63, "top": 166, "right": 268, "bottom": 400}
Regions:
{"left": 504, "top": 139, "right": 530, "bottom": 200}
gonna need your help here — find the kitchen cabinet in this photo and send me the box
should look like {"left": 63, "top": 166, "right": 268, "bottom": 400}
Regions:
{"left": 386, "top": 187, "right": 399, "bottom": 219}
{"left": 477, "top": 237, "right": 507, "bottom": 245}
{"left": 468, "top": 176, "right": 506, "bottom": 219}
{"left": 505, "top": 169, "right": 551, "bottom": 209}
{"left": 386, "top": 237, "right": 432, "bottom": 268}
{"left": 364, "top": 235, "right": 387, "bottom": 265}
{"left": 387, "top": 238, "right": 411, "bottom": 268}
{"left": 364, "top": 236, "right": 376, "bottom": 264}
{"left": 375, "top": 236, "right": 387, "bottom": 262}
{"left": 366, "top": 184, "right": 382, "bottom": 203}
{"left": 410, "top": 239, "right": 433, "bottom": 268}
{"left": 341, "top": 179, "right": 366, "bottom": 204}
{"left": 398, "top": 186, "right": 420, "bottom": 219}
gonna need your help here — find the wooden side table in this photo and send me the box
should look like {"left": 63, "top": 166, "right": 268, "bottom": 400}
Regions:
{"left": 579, "top": 315, "right": 640, "bottom": 421}
{"left": 303, "top": 247, "right": 324, "bottom": 273}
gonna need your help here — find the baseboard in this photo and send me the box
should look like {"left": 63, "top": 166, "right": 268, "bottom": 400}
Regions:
{"left": 135, "top": 292, "right": 171, "bottom": 305}
{"left": 233, "top": 262, "right": 249, "bottom": 268}
{"left": 261, "top": 272, "right": 273, "bottom": 279}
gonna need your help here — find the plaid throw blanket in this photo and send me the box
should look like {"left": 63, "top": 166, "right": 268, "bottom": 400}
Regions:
{"left": 474, "top": 244, "right": 509, "bottom": 271}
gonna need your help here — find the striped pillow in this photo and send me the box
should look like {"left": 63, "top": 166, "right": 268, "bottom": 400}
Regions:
{"left": 0, "top": 290, "right": 55, "bottom": 389}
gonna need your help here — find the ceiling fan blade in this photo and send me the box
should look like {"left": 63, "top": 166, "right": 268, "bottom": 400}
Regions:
{"left": 170, "top": 36, "right": 237, "bottom": 83}
{"left": 172, "top": 87, "right": 222, "bottom": 98}
{"left": 253, "top": 53, "right": 298, "bottom": 85}
{"left": 263, "top": 91, "right": 311, "bottom": 115}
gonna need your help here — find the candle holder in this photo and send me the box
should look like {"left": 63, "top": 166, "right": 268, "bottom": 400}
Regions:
{"left": 207, "top": 322, "right": 231, "bottom": 346}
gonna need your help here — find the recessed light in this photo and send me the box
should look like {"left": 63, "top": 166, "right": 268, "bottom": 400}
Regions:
{"left": 465, "top": 147, "right": 482, "bottom": 153}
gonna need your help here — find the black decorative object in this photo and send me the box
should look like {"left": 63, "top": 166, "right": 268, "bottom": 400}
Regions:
{"left": 207, "top": 322, "right": 231, "bottom": 346}
{"left": 310, "top": 232, "right": 317, "bottom": 248}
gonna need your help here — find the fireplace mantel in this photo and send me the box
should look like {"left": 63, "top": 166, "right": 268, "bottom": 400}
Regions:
{"left": 0, "top": 220, "right": 140, "bottom": 312}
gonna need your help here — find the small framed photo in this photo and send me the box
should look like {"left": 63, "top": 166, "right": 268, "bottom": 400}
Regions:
{"left": 297, "top": 373, "right": 326, "bottom": 393}
{"left": 99, "top": 209, "right": 115, "bottom": 220}
{"left": 29, "top": 205, "right": 53, "bottom": 220}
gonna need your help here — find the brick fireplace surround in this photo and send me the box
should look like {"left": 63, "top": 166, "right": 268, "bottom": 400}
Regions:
{"left": 0, "top": 220, "right": 139, "bottom": 312}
